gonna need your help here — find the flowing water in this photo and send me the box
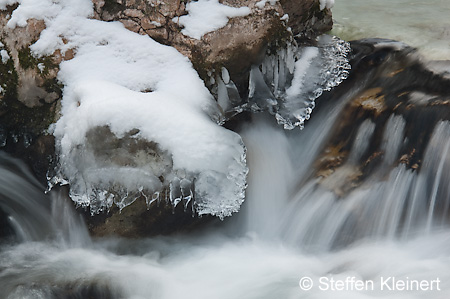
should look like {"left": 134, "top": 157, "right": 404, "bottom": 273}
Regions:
{"left": 1, "top": 93, "right": 450, "bottom": 298}
{"left": 331, "top": 0, "right": 450, "bottom": 60}
{"left": 2, "top": 2, "right": 450, "bottom": 298}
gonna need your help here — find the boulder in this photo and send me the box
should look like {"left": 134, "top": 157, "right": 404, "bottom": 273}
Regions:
{"left": 93, "top": 0, "right": 332, "bottom": 85}
{"left": 0, "top": 6, "right": 63, "bottom": 181}
{"left": 0, "top": 0, "right": 335, "bottom": 237}
{"left": 310, "top": 39, "right": 450, "bottom": 196}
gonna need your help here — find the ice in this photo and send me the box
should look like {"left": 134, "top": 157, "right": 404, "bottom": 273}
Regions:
{"left": 175, "top": 0, "right": 251, "bottom": 40}
{"left": 3, "top": 0, "right": 248, "bottom": 219}
{"left": 248, "top": 66, "right": 277, "bottom": 111}
{"left": 221, "top": 67, "right": 230, "bottom": 84}
{"left": 217, "top": 75, "right": 230, "bottom": 111}
{"left": 241, "top": 35, "right": 351, "bottom": 130}
{"left": 285, "top": 47, "right": 319, "bottom": 99}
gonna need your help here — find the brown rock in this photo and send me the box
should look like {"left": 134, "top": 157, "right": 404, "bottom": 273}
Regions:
{"left": 93, "top": 0, "right": 332, "bottom": 83}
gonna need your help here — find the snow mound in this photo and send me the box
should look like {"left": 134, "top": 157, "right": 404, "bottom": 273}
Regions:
{"left": 3, "top": 0, "right": 248, "bottom": 219}
{"left": 175, "top": 0, "right": 251, "bottom": 40}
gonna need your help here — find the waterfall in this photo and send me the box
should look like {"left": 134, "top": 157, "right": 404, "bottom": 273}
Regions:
{"left": 1, "top": 16, "right": 450, "bottom": 299}
{"left": 1, "top": 109, "right": 449, "bottom": 298}
{"left": 0, "top": 152, "right": 90, "bottom": 246}
{"left": 0, "top": 152, "right": 54, "bottom": 242}
{"left": 238, "top": 103, "right": 450, "bottom": 251}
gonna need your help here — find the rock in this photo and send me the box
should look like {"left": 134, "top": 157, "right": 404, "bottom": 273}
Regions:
{"left": 279, "top": 0, "right": 332, "bottom": 38}
{"left": 84, "top": 195, "right": 216, "bottom": 238}
{"left": 311, "top": 39, "right": 450, "bottom": 196}
{"left": 93, "top": 0, "right": 332, "bottom": 85}
{"left": 0, "top": 10, "right": 61, "bottom": 109}
{"left": 0, "top": 6, "right": 62, "bottom": 181}
{"left": 0, "top": 0, "right": 336, "bottom": 238}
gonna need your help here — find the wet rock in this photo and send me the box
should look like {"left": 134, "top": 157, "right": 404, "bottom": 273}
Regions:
{"left": 0, "top": 208, "right": 14, "bottom": 241}
{"left": 84, "top": 195, "right": 216, "bottom": 237}
{"left": 311, "top": 39, "right": 450, "bottom": 196}
{"left": 0, "top": 6, "right": 63, "bottom": 180}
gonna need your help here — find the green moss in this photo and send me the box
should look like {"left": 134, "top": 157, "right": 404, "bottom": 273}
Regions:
{"left": 1, "top": 43, "right": 58, "bottom": 136}
{"left": 0, "top": 42, "right": 18, "bottom": 104}
{"left": 43, "top": 78, "right": 63, "bottom": 96}
{"left": 0, "top": 95, "right": 57, "bottom": 135}
{"left": 17, "top": 46, "right": 56, "bottom": 76}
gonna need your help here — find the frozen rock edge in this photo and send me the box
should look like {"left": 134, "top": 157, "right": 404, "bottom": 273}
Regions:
{"left": 218, "top": 35, "right": 351, "bottom": 129}
{"left": 50, "top": 125, "right": 248, "bottom": 220}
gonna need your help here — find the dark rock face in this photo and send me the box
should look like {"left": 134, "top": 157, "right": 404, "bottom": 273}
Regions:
{"left": 0, "top": 207, "right": 14, "bottom": 240}
{"left": 84, "top": 196, "right": 216, "bottom": 238}
{"left": 309, "top": 39, "right": 450, "bottom": 196}
{"left": 0, "top": 7, "right": 63, "bottom": 182}
{"left": 279, "top": 0, "right": 332, "bottom": 38}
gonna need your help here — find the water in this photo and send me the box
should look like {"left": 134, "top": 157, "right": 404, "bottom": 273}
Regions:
{"left": 331, "top": 0, "right": 450, "bottom": 60}
{"left": 1, "top": 94, "right": 450, "bottom": 298}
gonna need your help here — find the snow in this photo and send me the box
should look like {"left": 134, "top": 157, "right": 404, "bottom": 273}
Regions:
{"left": 0, "top": 42, "right": 8, "bottom": 64}
{"left": 0, "top": 49, "right": 9, "bottom": 63}
{"left": 0, "top": 0, "right": 16, "bottom": 10}
{"left": 37, "top": 62, "right": 45, "bottom": 72}
{"left": 176, "top": 0, "right": 250, "bottom": 40}
{"left": 255, "top": 0, "right": 278, "bottom": 9}
{"left": 2, "top": 0, "right": 248, "bottom": 218}
{"left": 319, "top": 0, "right": 335, "bottom": 10}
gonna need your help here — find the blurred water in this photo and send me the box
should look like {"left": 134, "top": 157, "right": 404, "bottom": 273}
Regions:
{"left": 331, "top": 0, "right": 450, "bottom": 60}
{"left": 1, "top": 102, "right": 449, "bottom": 298}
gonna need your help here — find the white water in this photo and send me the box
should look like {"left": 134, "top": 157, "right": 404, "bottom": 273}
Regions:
{"left": 1, "top": 95, "right": 450, "bottom": 298}
{"left": 331, "top": 0, "right": 450, "bottom": 60}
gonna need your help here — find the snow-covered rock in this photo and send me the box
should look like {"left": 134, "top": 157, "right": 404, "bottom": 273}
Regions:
{"left": 0, "top": 0, "right": 337, "bottom": 236}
